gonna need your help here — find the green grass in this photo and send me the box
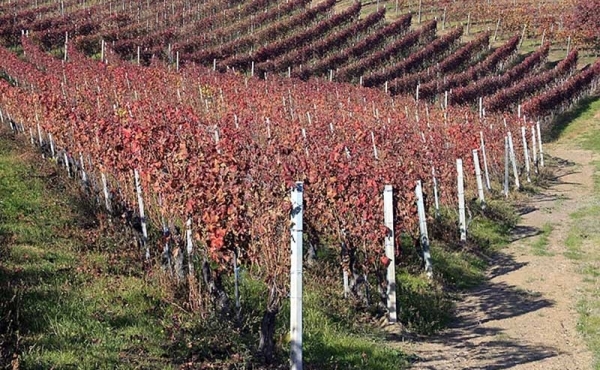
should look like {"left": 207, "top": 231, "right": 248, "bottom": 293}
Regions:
{"left": 553, "top": 94, "right": 600, "bottom": 368}
{"left": 0, "top": 134, "right": 175, "bottom": 369}
{"left": 395, "top": 270, "right": 454, "bottom": 335}
{"left": 564, "top": 230, "right": 585, "bottom": 260}
{"left": 0, "top": 121, "right": 523, "bottom": 368}
{"left": 302, "top": 287, "right": 409, "bottom": 369}
{"left": 547, "top": 96, "right": 600, "bottom": 143}
{"left": 0, "top": 128, "right": 413, "bottom": 369}
{"left": 431, "top": 246, "right": 487, "bottom": 289}
{"left": 531, "top": 223, "right": 554, "bottom": 256}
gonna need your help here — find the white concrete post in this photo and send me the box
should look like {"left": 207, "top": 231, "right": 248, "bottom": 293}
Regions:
{"left": 134, "top": 169, "right": 150, "bottom": 260}
{"left": 186, "top": 217, "right": 194, "bottom": 276}
{"left": 290, "top": 182, "right": 304, "bottom": 370}
{"left": 531, "top": 125, "right": 538, "bottom": 173}
{"left": 457, "top": 159, "right": 467, "bottom": 241}
{"left": 536, "top": 121, "right": 544, "bottom": 167}
{"left": 101, "top": 172, "right": 111, "bottom": 213}
{"left": 480, "top": 131, "right": 491, "bottom": 190}
{"left": 504, "top": 136, "right": 509, "bottom": 197}
{"left": 432, "top": 166, "right": 440, "bottom": 218}
{"left": 473, "top": 150, "right": 485, "bottom": 205}
{"left": 383, "top": 185, "right": 397, "bottom": 322}
{"left": 416, "top": 180, "right": 433, "bottom": 278}
{"left": 521, "top": 126, "right": 531, "bottom": 182}
{"left": 507, "top": 132, "right": 520, "bottom": 189}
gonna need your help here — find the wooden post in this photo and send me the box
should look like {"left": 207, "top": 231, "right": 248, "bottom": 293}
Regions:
{"left": 415, "top": 181, "right": 433, "bottom": 278}
{"left": 290, "top": 182, "right": 304, "bottom": 370}
{"left": 518, "top": 24, "right": 527, "bottom": 50}
{"left": 442, "top": 7, "right": 447, "bottom": 30}
{"left": 383, "top": 185, "right": 397, "bottom": 321}
{"left": 466, "top": 13, "right": 471, "bottom": 36}
{"left": 457, "top": 159, "right": 467, "bottom": 241}
{"left": 493, "top": 18, "right": 501, "bottom": 42}
{"left": 540, "top": 28, "right": 546, "bottom": 46}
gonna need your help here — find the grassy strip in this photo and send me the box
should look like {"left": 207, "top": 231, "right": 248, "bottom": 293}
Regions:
{"left": 0, "top": 130, "right": 176, "bottom": 368}
{"left": 531, "top": 223, "right": 554, "bottom": 256}
{"left": 551, "top": 95, "right": 600, "bottom": 368}
{"left": 569, "top": 191, "right": 600, "bottom": 369}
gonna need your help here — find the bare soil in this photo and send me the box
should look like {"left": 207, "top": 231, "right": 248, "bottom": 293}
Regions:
{"left": 392, "top": 146, "right": 596, "bottom": 370}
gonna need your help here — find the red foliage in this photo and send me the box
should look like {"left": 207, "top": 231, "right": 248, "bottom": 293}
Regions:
{"left": 567, "top": 0, "right": 600, "bottom": 50}
{"left": 0, "top": 39, "right": 528, "bottom": 285}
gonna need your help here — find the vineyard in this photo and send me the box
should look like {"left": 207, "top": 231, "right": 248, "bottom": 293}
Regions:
{"left": 0, "top": 0, "right": 600, "bottom": 368}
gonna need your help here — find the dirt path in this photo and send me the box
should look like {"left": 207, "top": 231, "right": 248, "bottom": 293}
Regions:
{"left": 394, "top": 146, "right": 596, "bottom": 370}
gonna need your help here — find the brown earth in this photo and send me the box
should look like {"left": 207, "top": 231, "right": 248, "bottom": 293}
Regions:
{"left": 391, "top": 145, "right": 596, "bottom": 370}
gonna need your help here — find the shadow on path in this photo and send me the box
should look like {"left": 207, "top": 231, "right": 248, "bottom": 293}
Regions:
{"left": 391, "top": 243, "right": 557, "bottom": 369}
{"left": 391, "top": 152, "right": 593, "bottom": 369}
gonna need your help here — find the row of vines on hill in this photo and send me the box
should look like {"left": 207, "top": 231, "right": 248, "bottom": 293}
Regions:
{"left": 3, "top": 0, "right": 597, "bottom": 121}
{"left": 0, "top": 37, "right": 529, "bottom": 319}
{"left": 382, "top": 0, "right": 595, "bottom": 51}
{"left": 0, "top": 0, "right": 599, "bottom": 364}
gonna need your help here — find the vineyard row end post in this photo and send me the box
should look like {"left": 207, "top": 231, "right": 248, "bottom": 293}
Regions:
{"left": 290, "top": 182, "right": 304, "bottom": 370}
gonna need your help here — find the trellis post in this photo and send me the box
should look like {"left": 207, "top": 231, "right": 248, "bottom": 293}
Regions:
{"left": 290, "top": 182, "right": 304, "bottom": 370}
{"left": 134, "top": 169, "right": 149, "bottom": 260}
{"left": 383, "top": 185, "right": 397, "bottom": 321}
{"left": 457, "top": 159, "right": 467, "bottom": 241}
{"left": 416, "top": 181, "right": 433, "bottom": 278}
